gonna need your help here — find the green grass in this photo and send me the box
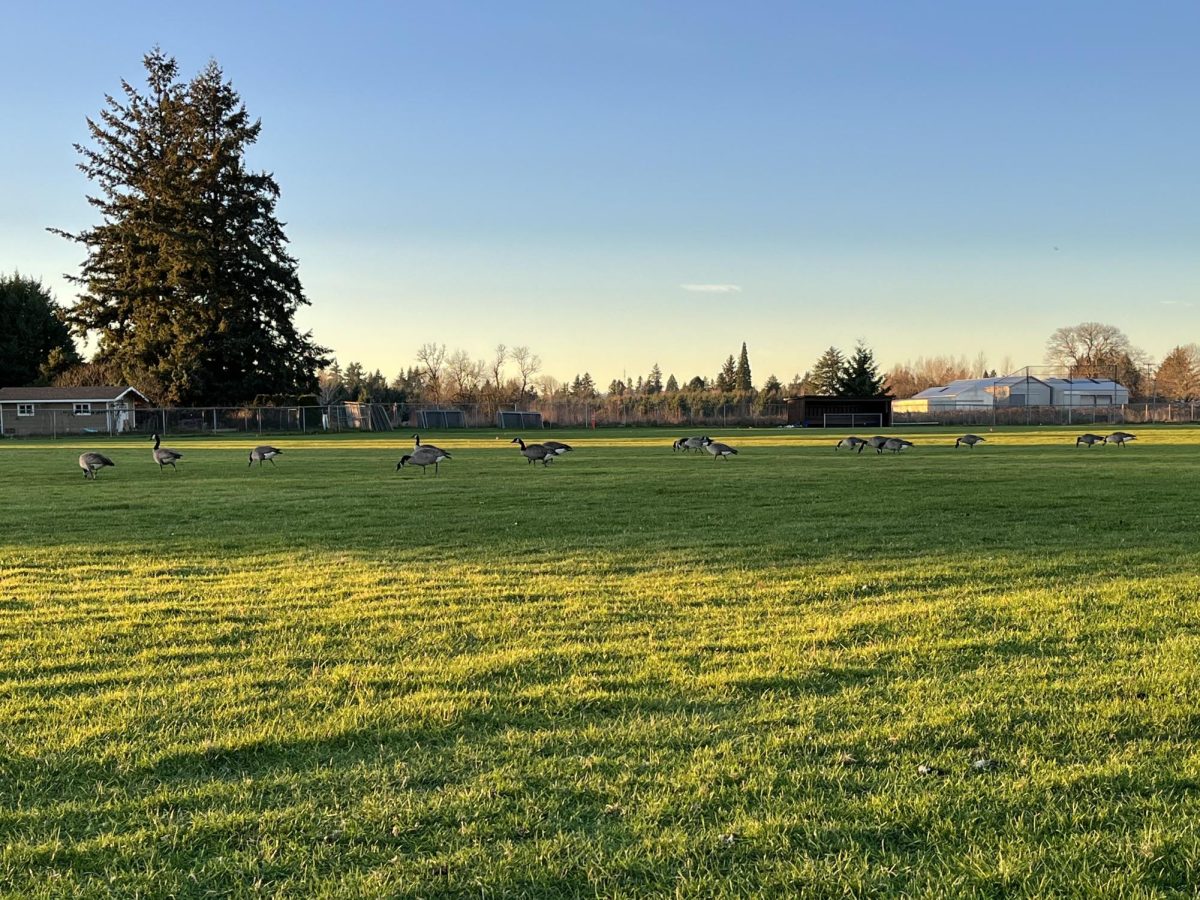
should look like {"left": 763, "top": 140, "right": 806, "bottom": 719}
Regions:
{"left": 3, "top": 426, "right": 1200, "bottom": 897}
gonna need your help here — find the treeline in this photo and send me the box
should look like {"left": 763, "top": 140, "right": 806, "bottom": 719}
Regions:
{"left": 320, "top": 341, "right": 890, "bottom": 416}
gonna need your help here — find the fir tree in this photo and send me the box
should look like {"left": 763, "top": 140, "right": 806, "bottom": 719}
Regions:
{"left": 835, "top": 342, "right": 891, "bottom": 397}
{"left": 53, "top": 49, "right": 326, "bottom": 404}
{"left": 665, "top": 374, "right": 679, "bottom": 393}
{"left": 809, "top": 347, "right": 845, "bottom": 395}
{"left": 647, "top": 363, "right": 663, "bottom": 394}
{"left": 735, "top": 342, "right": 752, "bottom": 392}
{"left": 0, "top": 274, "right": 81, "bottom": 386}
{"left": 716, "top": 355, "right": 736, "bottom": 392}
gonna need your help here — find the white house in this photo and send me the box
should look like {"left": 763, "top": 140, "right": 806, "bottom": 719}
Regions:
{"left": 0, "top": 385, "right": 150, "bottom": 436}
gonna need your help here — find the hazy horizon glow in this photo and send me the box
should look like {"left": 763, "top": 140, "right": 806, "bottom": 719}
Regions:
{"left": 2, "top": 1, "right": 1197, "bottom": 387}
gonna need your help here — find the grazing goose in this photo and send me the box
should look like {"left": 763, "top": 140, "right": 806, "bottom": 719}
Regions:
{"left": 1104, "top": 431, "right": 1136, "bottom": 447}
{"left": 836, "top": 436, "right": 868, "bottom": 453}
{"left": 248, "top": 445, "right": 283, "bottom": 467}
{"left": 511, "top": 437, "right": 553, "bottom": 466}
{"left": 79, "top": 451, "right": 115, "bottom": 480}
{"left": 883, "top": 438, "right": 913, "bottom": 453}
{"left": 397, "top": 445, "right": 451, "bottom": 475}
{"left": 1075, "top": 433, "right": 1104, "bottom": 448}
{"left": 702, "top": 437, "right": 738, "bottom": 460}
{"left": 672, "top": 437, "right": 688, "bottom": 452}
{"left": 866, "top": 435, "right": 890, "bottom": 454}
{"left": 955, "top": 434, "right": 985, "bottom": 449}
{"left": 151, "top": 433, "right": 183, "bottom": 472}
{"left": 542, "top": 440, "right": 573, "bottom": 455}
{"left": 413, "top": 433, "right": 448, "bottom": 455}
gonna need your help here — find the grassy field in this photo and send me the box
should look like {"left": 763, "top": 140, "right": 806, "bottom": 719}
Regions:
{"left": 2, "top": 426, "right": 1200, "bottom": 897}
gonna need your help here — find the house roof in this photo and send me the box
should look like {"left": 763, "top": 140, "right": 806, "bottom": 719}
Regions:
{"left": 910, "top": 375, "right": 1051, "bottom": 400}
{"left": 0, "top": 385, "right": 150, "bottom": 403}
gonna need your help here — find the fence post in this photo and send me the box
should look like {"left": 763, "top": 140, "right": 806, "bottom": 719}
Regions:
{"left": 53, "top": 411, "right": 57, "bottom": 440}
{"left": 257, "top": 408, "right": 262, "bottom": 434}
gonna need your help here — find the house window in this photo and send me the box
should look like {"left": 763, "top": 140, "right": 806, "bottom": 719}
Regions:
{"left": 17, "top": 404, "right": 34, "bottom": 417}
{"left": 73, "top": 403, "right": 92, "bottom": 416}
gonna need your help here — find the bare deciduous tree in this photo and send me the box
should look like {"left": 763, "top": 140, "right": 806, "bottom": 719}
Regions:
{"left": 446, "top": 349, "right": 485, "bottom": 403}
{"left": 510, "top": 345, "right": 541, "bottom": 405}
{"left": 1045, "top": 322, "right": 1132, "bottom": 376}
{"left": 415, "top": 342, "right": 447, "bottom": 404}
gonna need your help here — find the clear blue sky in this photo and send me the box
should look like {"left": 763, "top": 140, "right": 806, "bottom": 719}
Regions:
{"left": 3, "top": 1, "right": 1197, "bottom": 386}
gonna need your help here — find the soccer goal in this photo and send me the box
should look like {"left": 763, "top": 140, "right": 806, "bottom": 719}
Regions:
{"left": 417, "top": 408, "right": 467, "bottom": 429}
{"left": 496, "top": 410, "right": 543, "bottom": 429}
{"left": 822, "top": 413, "right": 883, "bottom": 429}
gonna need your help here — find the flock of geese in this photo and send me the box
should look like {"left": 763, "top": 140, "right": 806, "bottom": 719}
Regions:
{"left": 74, "top": 429, "right": 1139, "bottom": 480}
{"left": 77, "top": 433, "right": 284, "bottom": 479}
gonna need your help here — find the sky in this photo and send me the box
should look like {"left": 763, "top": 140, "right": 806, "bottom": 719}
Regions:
{"left": 2, "top": 1, "right": 1198, "bottom": 387}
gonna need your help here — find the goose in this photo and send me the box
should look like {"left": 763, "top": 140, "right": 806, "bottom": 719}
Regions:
{"left": 1104, "top": 431, "right": 1136, "bottom": 448}
{"left": 836, "top": 436, "right": 868, "bottom": 453}
{"left": 955, "top": 434, "right": 985, "bottom": 449}
{"left": 248, "top": 445, "right": 283, "bottom": 467}
{"left": 1075, "top": 433, "right": 1104, "bottom": 448}
{"left": 672, "top": 438, "right": 688, "bottom": 452}
{"left": 79, "top": 451, "right": 115, "bottom": 480}
{"left": 413, "top": 433, "right": 448, "bottom": 455}
{"left": 866, "top": 436, "right": 890, "bottom": 454}
{"left": 397, "top": 445, "right": 451, "bottom": 475}
{"left": 883, "top": 438, "right": 913, "bottom": 453}
{"left": 542, "top": 440, "right": 573, "bottom": 455}
{"left": 511, "top": 437, "right": 553, "bottom": 466}
{"left": 702, "top": 437, "right": 738, "bottom": 460}
{"left": 151, "top": 433, "right": 183, "bottom": 472}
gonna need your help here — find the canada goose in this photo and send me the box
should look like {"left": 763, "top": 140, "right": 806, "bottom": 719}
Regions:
{"left": 511, "top": 437, "right": 553, "bottom": 466}
{"left": 955, "top": 434, "right": 985, "bottom": 449}
{"left": 1075, "top": 433, "right": 1104, "bottom": 448}
{"left": 413, "top": 433, "right": 448, "bottom": 455}
{"left": 836, "top": 436, "right": 868, "bottom": 453}
{"left": 702, "top": 437, "right": 738, "bottom": 460}
{"left": 397, "top": 445, "right": 451, "bottom": 475}
{"left": 248, "top": 445, "right": 283, "bottom": 467}
{"left": 1104, "top": 431, "right": 1137, "bottom": 447}
{"left": 151, "top": 433, "right": 182, "bottom": 472}
{"left": 883, "top": 438, "right": 913, "bottom": 453}
{"left": 674, "top": 436, "right": 706, "bottom": 453}
{"left": 542, "top": 440, "right": 573, "bottom": 455}
{"left": 672, "top": 438, "right": 687, "bottom": 452}
{"left": 79, "top": 451, "right": 115, "bottom": 480}
{"left": 866, "top": 436, "right": 890, "bottom": 454}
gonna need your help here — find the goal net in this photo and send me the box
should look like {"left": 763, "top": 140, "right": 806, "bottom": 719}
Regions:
{"left": 822, "top": 413, "right": 883, "bottom": 428}
{"left": 417, "top": 409, "right": 467, "bottom": 429}
{"left": 496, "top": 410, "right": 543, "bottom": 429}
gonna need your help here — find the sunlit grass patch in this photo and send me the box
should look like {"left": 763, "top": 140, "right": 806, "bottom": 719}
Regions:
{"left": 2, "top": 427, "right": 1199, "bottom": 895}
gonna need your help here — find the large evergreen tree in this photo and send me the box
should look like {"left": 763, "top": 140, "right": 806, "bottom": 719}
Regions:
{"left": 716, "top": 354, "right": 737, "bottom": 392}
{"left": 53, "top": 50, "right": 326, "bottom": 405}
{"left": 835, "top": 342, "right": 891, "bottom": 397}
{"left": 735, "top": 342, "right": 752, "bottom": 392}
{"left": 809, "top": 347, "right": 845, "bottom": 395}
{"left": 0, "top": 274, "right": 81, "bottom": 386}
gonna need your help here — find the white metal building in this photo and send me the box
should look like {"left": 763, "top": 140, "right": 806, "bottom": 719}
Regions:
{"left": 895, "top": 376, "right": 1128, "bottom": 412}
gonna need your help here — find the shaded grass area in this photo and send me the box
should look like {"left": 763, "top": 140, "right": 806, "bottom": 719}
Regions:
{"left": 2, "top": 428, "right": 1200, "bottom": 896}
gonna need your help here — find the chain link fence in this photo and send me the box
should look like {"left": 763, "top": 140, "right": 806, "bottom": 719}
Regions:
{"left": 893, "top": 402, "right": 1200, "bottom": 428}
